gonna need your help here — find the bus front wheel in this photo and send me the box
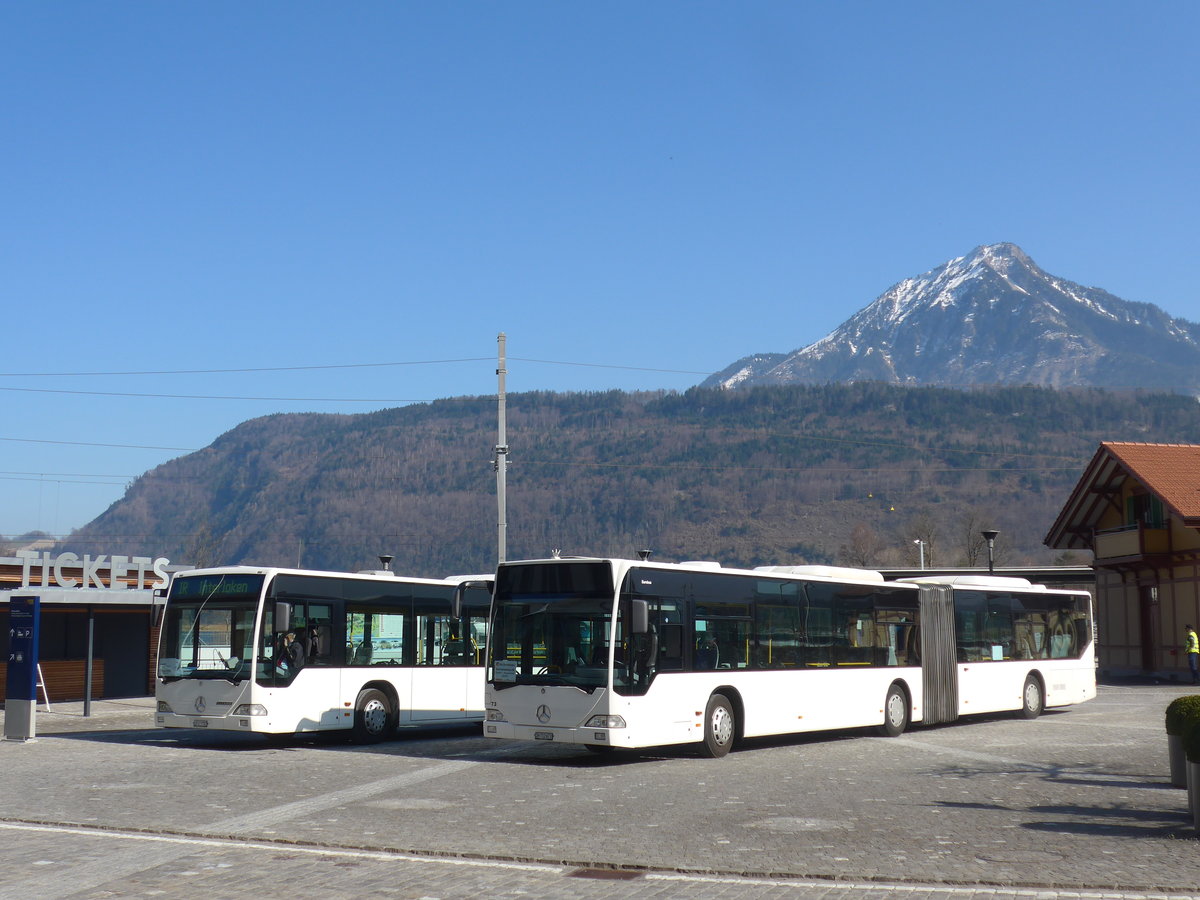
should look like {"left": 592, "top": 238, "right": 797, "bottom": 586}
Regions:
{"left": 879, "top": 684, "right": 909, "bottom": 737}
{"left": 701, "top": 693, "right": 735, "bottom": 758}
{"left": 1020, "top": 675, "right": 1044, "bottom": 719}
{"left": 353, "top": 688, "right": 395, "bottom": 742}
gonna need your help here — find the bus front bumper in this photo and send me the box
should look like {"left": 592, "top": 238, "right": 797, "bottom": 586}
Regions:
{"left": 156, "top": 712, "right": 257, "bottom": 732}
{"left": 484, "top": 720, "right": 614, "bottom": 747}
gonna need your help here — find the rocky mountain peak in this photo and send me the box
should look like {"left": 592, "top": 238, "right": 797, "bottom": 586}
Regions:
{"left": 703, "top": 245, "right": 1200, "bottom": 394}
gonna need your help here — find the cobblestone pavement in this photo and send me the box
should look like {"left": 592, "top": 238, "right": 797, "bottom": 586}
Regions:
{"left": 2, "top": 684, "right": 1199, "bottom": 900}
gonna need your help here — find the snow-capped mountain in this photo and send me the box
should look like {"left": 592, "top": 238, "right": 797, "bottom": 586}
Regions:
{"left": 704, "top": 243, "right": 1200, "bottom": 393}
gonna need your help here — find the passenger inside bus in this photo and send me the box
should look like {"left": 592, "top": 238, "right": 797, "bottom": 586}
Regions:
{"left": 352, "top": 641, "right": 373, "bottom": 666}
{"left": 307, "top": 624, "right": 325, "bottom": 665}
{"left": 285, "top": 630, "right": 306, "bottom": 669}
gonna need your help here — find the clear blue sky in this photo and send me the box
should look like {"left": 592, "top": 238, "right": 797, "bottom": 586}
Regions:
{"left": 2, "top": 2, "right": 1197, "bottom": 538}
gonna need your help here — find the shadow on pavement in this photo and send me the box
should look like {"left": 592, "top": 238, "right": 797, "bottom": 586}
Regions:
{"left": 43, "top": 721, "right": 485, "bottom": 753}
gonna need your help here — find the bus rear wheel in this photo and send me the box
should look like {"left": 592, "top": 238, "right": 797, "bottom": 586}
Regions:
{"left": 701, "top": 692, "right": 735, "bottom": 758}
{"left": 1020, "top": 675, "right": 1044, "bottom": 719}
{"left": 353, "top": 688, "right": 395, "bottom": 743}
{"left": 879, "top": 683, "right": 909, "bottom": 737}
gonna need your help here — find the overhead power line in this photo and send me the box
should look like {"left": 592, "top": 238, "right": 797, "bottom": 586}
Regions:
{"left": 0, "top": 470, "right": 136, "bottom": 478}
{"left": 0, "top": 386, "right": 432, "bottom": 402}
{"left": 0, "top": 437, "right": 197, "bottom": 451}
{"left": 749, "top": 429, "right": 1090, "bottom": 463}
{"left": 0, "top": 474, "right": 129, "bottom": 486}
{"left": 0, "top": 358, "right": 494, "bottom": 377}
{"left": 0, "top": 355, "right": 713, "bottom": 379}
{"left": 509, "top": 356, "right": 712, "bottom": 376}
{"left": 517, "top": 459, "right": 1086, "bottom": 475}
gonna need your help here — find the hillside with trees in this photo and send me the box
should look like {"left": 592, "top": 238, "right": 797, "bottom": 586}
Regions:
{"left": 62, "top": 384, "right": 1200, "bottom": 577}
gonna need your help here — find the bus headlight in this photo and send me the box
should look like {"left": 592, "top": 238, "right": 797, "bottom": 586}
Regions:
{"left": 233, "top": 704, "right": 268, "bottom": 716}
{"left": 486, "top": 709, "right": 506, "bottom": 722}
{"left": 585, "top": 715, "right": 626, "bottom": 728}
{"left": 156, "top": 701, "right": 173, "bottom": 713}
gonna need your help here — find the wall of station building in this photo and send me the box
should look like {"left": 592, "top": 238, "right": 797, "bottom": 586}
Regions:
{"left": 0, "top": 551, "right": 183, "bottom": 703}
{"left": 1096, "top": 554, "right": 1200, "bottom": 679}
{"left": 1088, "top": 474, "right": 1200, "bottom": 679}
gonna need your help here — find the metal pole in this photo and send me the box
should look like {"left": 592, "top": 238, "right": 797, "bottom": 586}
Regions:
{"left": 495, "top": 333, "right": 508, "bottom": 565}
{"left": 84, "top": 606, "right": 95, "bottom": 717}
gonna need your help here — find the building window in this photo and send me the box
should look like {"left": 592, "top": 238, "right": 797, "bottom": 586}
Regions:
{"left": 1127, "top": 494, "right": 1165, "bottom": 529}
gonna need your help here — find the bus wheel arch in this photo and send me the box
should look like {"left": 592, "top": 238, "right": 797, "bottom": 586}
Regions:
{"left": 879, "top": 680, "right": 911, "bottom": 737}
{"left": 352, "top": 683, "right": 399, "bottom": 742}
{"left": 700, "top": 688, "right": 742, "bottom": 758}
{"left": 1019, "top": 671, "right": 1045, "bottom": 719}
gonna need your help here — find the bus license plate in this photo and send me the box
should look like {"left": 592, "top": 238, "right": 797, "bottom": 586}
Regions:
{"left": 193, "top": 719, "right": 209, "bottom": 727}
{"left": 534, "top": 731, "right": 553, "bottom": 741}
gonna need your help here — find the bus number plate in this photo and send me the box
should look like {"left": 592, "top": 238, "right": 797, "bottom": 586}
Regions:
{"left": 193, "top": 719, "right": 209, "bottom": 727}
{"left": 534, "top": 731, "right": 553, "bottom": 741}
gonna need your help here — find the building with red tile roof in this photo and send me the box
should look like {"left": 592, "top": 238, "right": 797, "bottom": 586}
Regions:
{"left": 1046, "top": 442, "right": 1200, "bottom": 678}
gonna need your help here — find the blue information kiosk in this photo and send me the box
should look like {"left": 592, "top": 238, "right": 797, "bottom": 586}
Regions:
{"left": 5, "top": 595, "right": 41, "bottom": 741}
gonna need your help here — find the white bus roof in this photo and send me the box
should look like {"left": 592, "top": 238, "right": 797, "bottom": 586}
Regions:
{"left": 754, "top": 565, "right": 886, "bottom": 583}
{"left": 501, "top": 558, "right": 892, "bottom": 585}
{"left": 172, "top": 565, "right": 479, "bottom": 586}
{"left": 898, "top": 574, "right": 1043, "bottom": 590}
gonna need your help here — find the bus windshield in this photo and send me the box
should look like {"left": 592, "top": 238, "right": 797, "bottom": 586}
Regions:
{"left": 158, "top": 574, "right": 264, "bottom": 681}
{"left": 489, "top": 562, "right": 615, "bottom": 690}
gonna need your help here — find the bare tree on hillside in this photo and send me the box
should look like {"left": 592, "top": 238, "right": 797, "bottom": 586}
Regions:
{"left": 957, "top": 509, "right": 1008, "bottom": 568}
{"left": 185, "top": 522, "right": 227, "bottom": 569}
{"left": 838, "top": 523, "right": 886, "bottom": 568}
{"left": 905, "top": 512, "right": 939, "bottom": 568}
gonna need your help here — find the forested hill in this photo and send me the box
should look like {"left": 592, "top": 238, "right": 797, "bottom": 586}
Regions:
{"left": 64, "top": 384, "right": 1200, "bottom": 576}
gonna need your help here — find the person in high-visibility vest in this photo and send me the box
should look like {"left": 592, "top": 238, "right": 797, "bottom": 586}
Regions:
{"left": 1186, "top": 625, "right": 1200, "bottom": 685}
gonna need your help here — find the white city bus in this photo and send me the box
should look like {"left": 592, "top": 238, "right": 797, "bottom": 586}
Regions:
{"left": 155, "top": 566, "right": 493, "bottom": 741}
{"left": 483, "top": 557, "right": 1095, "bottom": 756}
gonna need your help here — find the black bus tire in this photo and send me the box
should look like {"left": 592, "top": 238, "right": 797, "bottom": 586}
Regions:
{"left": 353, "top": 688, "right": 395, "bottom": 742}
{"left": 879, "top": 683, "right": 909, "bottom": 737}
{"left": 701, "top": 692, "right": 735, "bottom": 758}
{"left": 1020, "top": 675, "right": 1044, "bottom": 719}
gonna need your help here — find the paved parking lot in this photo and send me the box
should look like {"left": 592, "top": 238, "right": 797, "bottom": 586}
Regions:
{"left": 2, "top": 683, "right": 1199, "bottom": 899}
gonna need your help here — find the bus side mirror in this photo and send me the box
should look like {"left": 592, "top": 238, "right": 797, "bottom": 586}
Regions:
{"left": 631, "top": 599, "right": 649, "bottom": 635}
{"left": 452, "top": 580, "right": 493, "bottom": 620}
{"left": 275, "top": 602, "right": 292, "bottom": 632}
{"left": 152, "top": 588, "right": 168, "bottom": 627}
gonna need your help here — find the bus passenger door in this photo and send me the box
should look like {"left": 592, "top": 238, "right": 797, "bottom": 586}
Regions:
{"left": 410, "top": 606, "right": 471, "bottom": 720}
{"left": 288, "top": 603, "right": 341, "bottom": 729}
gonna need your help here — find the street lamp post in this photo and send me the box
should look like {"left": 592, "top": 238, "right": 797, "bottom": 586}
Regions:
{"left": 981, "top": 530, "right": 999, "bottom": 574}
{"left": 913, "top": 539, "right": 926, "bottom": 569}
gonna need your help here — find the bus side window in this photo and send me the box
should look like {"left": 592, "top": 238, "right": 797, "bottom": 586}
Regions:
{"left": 659, "top": 623, "right": 684, "bottom": 669}
{"left": 464, "top": 614, "right": 489, "bottom": 665}
{"left": 695, "top": 636, "right": 719, "bottom": 669}
{"left": 303, "top": 604, "right": 334, "bottom": 665}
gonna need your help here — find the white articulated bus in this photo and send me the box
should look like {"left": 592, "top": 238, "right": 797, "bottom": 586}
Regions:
{"left": 482, "top": 557, "right": 1095, "bottom": 757}
{"left": 155, "top": 566, "right": 493, "bottom": 741}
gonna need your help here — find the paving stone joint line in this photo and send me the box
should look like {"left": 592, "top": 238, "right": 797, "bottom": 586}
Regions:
{"left": 1, "top": 816, "right": 1196, "bottom": 897}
